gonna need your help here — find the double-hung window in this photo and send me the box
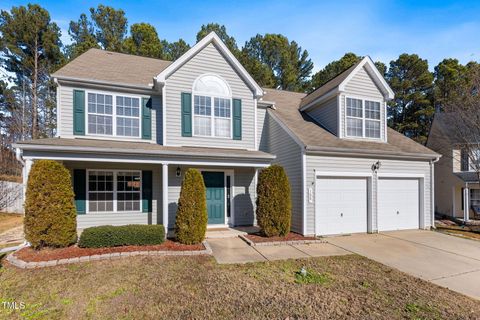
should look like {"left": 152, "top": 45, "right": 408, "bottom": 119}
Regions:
{"left": 346, "top": 97, "right": 382, "bottom": 139}
{"left": 87, "top": 92, "right": 141, "bottom": 138}
{"left": 87, "top": 170, "right": 141, "bottom": 213}
{"left": 192, "top": 74, "right": 232, "bottom": 138}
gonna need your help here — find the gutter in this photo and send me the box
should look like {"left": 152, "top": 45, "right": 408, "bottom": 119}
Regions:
{"left": 12, "top": 143, "right": 276, "bottom": 162}
{"left": 53, "top": 75, "right": 155, "bottom": 91}
{"left": 305, "top": 146, "right": 441, "bottom": 161}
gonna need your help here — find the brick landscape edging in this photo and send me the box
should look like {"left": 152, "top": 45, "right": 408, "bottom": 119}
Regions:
{"left": 238, "top": 235, "right": 326, "bottom": 247}
{"left": 6, "top": 241, "right": 212, "bottom": 269}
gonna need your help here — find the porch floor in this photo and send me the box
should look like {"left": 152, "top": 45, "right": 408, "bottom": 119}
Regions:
{"left": 205, "top": 226, "right": 259, "bottom": 239}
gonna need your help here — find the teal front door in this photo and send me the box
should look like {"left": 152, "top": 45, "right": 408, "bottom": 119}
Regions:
{"left": 202, "top": 172, "right": 225, "bottom": 224}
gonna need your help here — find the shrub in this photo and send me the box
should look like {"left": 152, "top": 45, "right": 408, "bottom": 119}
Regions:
{"left": 78, "top": 224, "right": 165, "bottom": 248}
{"left": 256, "top": 164, "right": 292, "bottom": 237}
{"left": 24, "top": 160, "right": 77, "bottom": 249}
{"left": 175, "top": 168, "right": 207, "bottom": 244}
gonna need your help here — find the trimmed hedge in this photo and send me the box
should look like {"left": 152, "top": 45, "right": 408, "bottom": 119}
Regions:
{"left": 256, "top": 164, "right": 292, "bottom": 237}
{"left": 78, "top": 224, "right": 165, "bottom": 248}
{"left": 175, "top": 168, "right": 207, "bottom": 244}
{"left": 24, "top": 160, "right": 77, "bottom": 249}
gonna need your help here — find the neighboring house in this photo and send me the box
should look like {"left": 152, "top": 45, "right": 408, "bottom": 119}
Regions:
{"left": 13, "top": 32, "right": 440, "bottom": 236}
{"left": 427, "top": 113, "right": 479, "bottom": 221}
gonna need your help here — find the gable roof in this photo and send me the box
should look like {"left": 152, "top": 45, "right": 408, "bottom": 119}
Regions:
{"left": 263, "top": 88, "right": 439, "bottom": 159}
{"left": 300, "top": 56, "right": 394, "bottom": 110}
{"left": 155, "top": 32, "right": 264, "bottom": 98}
{"left": 52, "top": 48, "right": 172, "bottom": 88}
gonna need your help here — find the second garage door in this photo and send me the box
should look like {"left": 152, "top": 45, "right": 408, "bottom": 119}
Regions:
{"left": 377, "top": 178, "right": 420, "bottom": 231}
{"left": 316, "top": 177, "right": 368, "bottom": 235}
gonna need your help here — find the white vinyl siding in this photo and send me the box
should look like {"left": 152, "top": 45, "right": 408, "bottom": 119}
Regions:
{"left": 165, "top": 43, "right": 255, "bottom": 149}
{"left": 267, "top": 112, "right": 304, "bottom": 233}
{"left": 64, "top": 162, "right": 161, "bottom": 229}
{"left": 306, "top": 97, "right": 338, "bottom": 135}
{"left": 306, "top": 155, "right": 432, "bottom": 235}
{"left": 57, "top": 85, "right": 161, "bottom": 143}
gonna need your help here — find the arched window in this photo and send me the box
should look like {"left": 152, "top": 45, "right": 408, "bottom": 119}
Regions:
{"left": 192, "top": 74, "right": 232, "bottom": 138}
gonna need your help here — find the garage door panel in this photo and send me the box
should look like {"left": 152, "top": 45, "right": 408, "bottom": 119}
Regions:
{"left": 316, "top": 178, "right": 368, "bottom": 235}
{"left": 378, "top": 178, "right": 419, "bottom": 231}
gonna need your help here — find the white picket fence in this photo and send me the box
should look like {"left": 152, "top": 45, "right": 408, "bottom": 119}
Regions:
{"left": 0, "top": 180, "right": 23, "bottom": 213}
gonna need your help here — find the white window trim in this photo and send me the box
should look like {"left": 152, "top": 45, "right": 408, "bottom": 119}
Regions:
{"left": 85, "top": 89, "right": 143, "bottom": 139}
{"left": 345, "top": 95, "right": 383, "bottom": 140}
{"left": 191, "top": 74, "right": 233, "bottom": 139}
{"left": 470, "top": 189, "right": 480, "bottom": 206}
{"left": 86, "top": 169, "right": 142, "bottom": 214}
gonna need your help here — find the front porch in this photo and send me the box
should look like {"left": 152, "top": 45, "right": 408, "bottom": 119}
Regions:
{"left": 15, "top": 138, "right": 275, "bottom": 234}
{"left": 452, "top": 183, "right": 480, "bottom": 221}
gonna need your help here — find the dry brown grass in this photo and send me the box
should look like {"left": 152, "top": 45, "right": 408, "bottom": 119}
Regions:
{"left": 0, "top": 255, "right": 478, "bottom": 319}
{"left": 0, "top": 213, "right": 23, "bottom": 235}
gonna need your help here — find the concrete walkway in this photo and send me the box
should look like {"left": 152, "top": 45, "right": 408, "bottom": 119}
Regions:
{"left": 207, "top": 237, "right": 349, "bottom": 264}
{"left": 0, "top": 225, "right": 24, "bottom": 245}
{"left": 327, "top": 230, "right": 480, "bottom": 300}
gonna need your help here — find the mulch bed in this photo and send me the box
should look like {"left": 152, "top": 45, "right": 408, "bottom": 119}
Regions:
{"left": 14, "top": 240, "right": 204, "bottom": 262}
{"left": 244, "top": 232, "right": 317, "bottom": 243}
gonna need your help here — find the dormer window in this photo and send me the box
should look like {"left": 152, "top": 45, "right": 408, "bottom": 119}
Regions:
{"left": 192, "top": 74, "right": 232, "bottom": 138}
{"left": 346, "top": 97, "right": 381, "bottom": 139}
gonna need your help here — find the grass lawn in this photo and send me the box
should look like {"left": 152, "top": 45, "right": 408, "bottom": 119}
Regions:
{"left": 1, "top": 255, "right": 479, "bottom": 319}
{"left": 0, "top": 213, "right": 23, "bottom": 235}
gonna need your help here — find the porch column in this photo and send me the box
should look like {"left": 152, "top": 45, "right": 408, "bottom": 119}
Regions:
{"left": 464, "top": 186, "right": 470, "bottom": 222}
{"left": 23, "top": 159, "right": 33, "bottom": 200}
{"left": 162, "top": 163, "right": 169, "bottom": 236}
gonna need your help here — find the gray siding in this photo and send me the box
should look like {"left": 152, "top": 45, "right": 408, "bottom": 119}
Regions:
{"left": 306, "top": 97, "right": 338, "bottom": 135}
{"left": 340, "top": 66, "right": 386, "bottom": 141}
{"left": 257, "top": 106, "right": 269, "bottom": 151}
{"left": 63, "top": 161, "right": 162, "bottom": 229}
{"left": 267, "top": 112, "right": 304, "bottom": 233}
{"left": 164, "top": 43, "right": 255, "bottom": 149}
{"left": 306, "top": 155, "right": 433, "bottom": 235}
{"left": 167, "top": 166, "right": 256, "bottom": 227}
{"left": 233, "top": 168, "right": 256, "bottom": 226}
{"left": 344, "top": 66, "right": 384, "bottom": 99}
{"left": 57, "top": 84, "right": 162, "bottom": 144}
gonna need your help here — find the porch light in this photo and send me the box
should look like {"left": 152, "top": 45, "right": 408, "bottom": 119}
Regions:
{"left": 176, "top": 166, "right": 181, "bottom": 177}
{"left": 371, "top": 161, "right": 381, "bottom": 172}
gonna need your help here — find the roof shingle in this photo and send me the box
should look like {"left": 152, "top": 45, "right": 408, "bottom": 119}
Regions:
{"left": 53, "top": 48, "right": 171, "bottom": 87}
{"left": 263, "top": 88, "right": 439, "bottom": 158}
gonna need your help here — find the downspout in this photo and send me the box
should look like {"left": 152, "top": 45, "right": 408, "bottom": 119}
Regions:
{"left": 15, "top": 147, "right": 25, "bottom": 166}
{"left": 430, "top": 157, "right": 440, "bottom": 229}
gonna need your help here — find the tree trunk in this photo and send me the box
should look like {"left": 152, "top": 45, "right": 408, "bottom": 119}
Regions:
{"left": 32, "top": 37, "right": 39, "bottom": 139}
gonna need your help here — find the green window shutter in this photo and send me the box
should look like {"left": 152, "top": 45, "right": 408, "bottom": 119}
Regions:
{"left": 181, "top": 92, "right": 192, "bottom": 137}
{"left": 142, "top": 97, "right": 152, "bottom": 140}
{"left": 73, "top": 169, "right": 86, "bottom": 214}
{"left": 73, "top": 90, "right": 85, "bottom": 135}
{"left": 142, "top": 170, "right": 153, "bottom": 213}
{"left": 232, "top": 98, "right": 242, "bottom": 140}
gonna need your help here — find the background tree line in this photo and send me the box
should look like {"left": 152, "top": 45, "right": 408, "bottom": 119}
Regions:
{"left": 1, "top": 3, "right": 479, "bottom": 176}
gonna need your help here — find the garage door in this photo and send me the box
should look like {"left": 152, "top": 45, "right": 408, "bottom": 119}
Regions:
{"left": 378, "top": 178, "right": 419, "bottom": 231}
{"left": 315, "top": 177, "right": 368, "bottom": 235}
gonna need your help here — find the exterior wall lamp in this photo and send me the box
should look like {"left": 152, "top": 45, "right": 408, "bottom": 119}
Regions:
{"left": 371, "top": 161, "right": 381, "bottom": 172}
{"left": 176, "top": 166, "right": 181, "bottom": 177}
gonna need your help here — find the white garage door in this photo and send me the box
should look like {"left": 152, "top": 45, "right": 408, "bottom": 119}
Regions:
{"left": 378, "top": 178, "right": 419, "bottom": 231}
{"left": 315, "top": 177, "right": 368, "bottom": 235}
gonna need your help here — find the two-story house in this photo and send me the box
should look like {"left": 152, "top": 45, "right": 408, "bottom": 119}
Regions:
{"left": 14, "top": 32, "right": 440, "bottom": 236}
{"left": 427, "top": 113, "right": 479, "bottom": 221}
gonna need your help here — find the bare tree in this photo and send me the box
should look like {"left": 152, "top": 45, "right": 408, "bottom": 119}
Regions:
{"left": 443, "top": 64, "right": 480, "bottom": 184}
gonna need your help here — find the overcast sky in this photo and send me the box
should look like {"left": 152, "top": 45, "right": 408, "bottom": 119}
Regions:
{"left": 1, "top": 0, "right": 479, "bottom": 71}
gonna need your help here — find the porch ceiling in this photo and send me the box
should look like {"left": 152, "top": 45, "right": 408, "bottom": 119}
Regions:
{"left": 14, "top": 138, "right": 275, "bottom": 167}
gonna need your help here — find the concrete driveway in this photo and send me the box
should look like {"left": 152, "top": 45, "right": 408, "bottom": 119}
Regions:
{"left": 327, "top": 230, "right": 480, "bottom": 299}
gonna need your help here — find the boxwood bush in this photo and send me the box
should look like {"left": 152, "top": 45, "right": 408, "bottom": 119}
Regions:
{"left": 78, "top": 224, "right": 165, "bottom": 248}
{"left": 256, "top": 164, "right": 292, "bottom": 237}
{"left": 24, "top": 160, "right": 77, "bottom": 249}
{"left": 175, "top": 168, "right": 207, "bottom": 244}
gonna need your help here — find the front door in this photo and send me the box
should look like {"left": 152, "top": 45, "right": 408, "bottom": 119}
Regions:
{"left": 202, "top": 172, "right": 225, "bottom": 225}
